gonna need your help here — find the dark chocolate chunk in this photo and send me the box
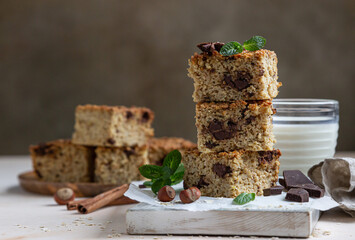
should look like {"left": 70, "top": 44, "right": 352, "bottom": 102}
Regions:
{"left": 263, "top": 186, "right": 284, "bottom": 196}
{"left": 123, "top": 148, "right": 135, "bottom": 158}
{"left": 205, "top": 141, "right": 217, "bottom": 149}
{"left": 126, "top": 111, "right": 133, "bottom": 119}
{"left": 208, "top": 119, "right": 239, "bottom": 140}
{"left": 35, "top": 170, "right": 42, "bottom": 179}
{"left": 223, "top": 71, "right": 252, "bottom": 91}
{"left": 107, "top": 138, "right": 116, "bottom": 145}
{"left": 139, "top": 184, "right": 147, "bottom": 189}
{"left": 258, "top": 151, "right": 275, "bottom": 164}
{"left": 197, "top": 42, "right": 225, "bottom": 54}
{"left": 212, "top": 163, "right": 232, "bottom": 178}
{"left": 141, "top": 112, "right": 150, "bottom": 123}
{"left": 286, "top": 188, "right": 309, "bottom": 202}
{"left": 288, "top": 183, "right": 325, "bottom": 198}
{"left": 279, "top": 178, "right": 286, "bottom": 187}
{"left": 245, "top": 116, "right": 256, "bottom": 125}
{"left": 34, "top": 143, "right": 52, "bottom": 156}
{"left": 196, "top": 176, "right": 209, "bottom": 189}
{"left": 283, "top": 170, "right": 313, "bottom": 189}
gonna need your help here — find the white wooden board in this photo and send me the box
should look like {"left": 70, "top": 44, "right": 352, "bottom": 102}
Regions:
{"left": 126, "top": 203, "right": 320, "bottom": 237}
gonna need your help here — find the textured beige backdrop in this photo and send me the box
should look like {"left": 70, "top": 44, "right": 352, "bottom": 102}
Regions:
{"left": 0, "top": 0, "right": 354, "bottom": 154}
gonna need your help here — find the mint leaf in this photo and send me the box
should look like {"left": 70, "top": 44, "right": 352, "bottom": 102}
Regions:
{"left": 219, "top": 41, "right": 243, "bottom": 56}
{"left": 163, "top": 150, "right": 181, "bottom": 172}
{"left": 139, "top": 165, "right": 162, "bottom": 179}
{"left": 170, "top": 163, "right": 185, "bottom": 185}
{"left": 243, "top": 36, "right": 266, "bottom": 51}
{"left": 151, "top": 178, "right": 166, "bottom": 194}
{"left": 232, "top": 193, "right": 255, "bottom": 205}
{"left": 143, "top": 181, "right": 153, "bottom": 187}
{"left": 161, "top": 166, "right": 173, "bottom": 180}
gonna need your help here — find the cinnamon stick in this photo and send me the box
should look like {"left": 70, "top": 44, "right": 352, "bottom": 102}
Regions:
{"left": 77, "top": 184, "right": 130, "bottom": 214}
{"left": 67, "top": 196, "right": 137, "bottom": 210}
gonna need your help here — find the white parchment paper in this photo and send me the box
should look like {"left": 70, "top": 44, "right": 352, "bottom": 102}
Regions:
{"left": 125, "top": 181, "right": 338, "bottom": 212}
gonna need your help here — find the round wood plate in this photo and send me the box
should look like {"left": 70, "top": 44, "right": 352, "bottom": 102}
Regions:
{"left": 18, "top": 171, "right": 119, "bottom": 197}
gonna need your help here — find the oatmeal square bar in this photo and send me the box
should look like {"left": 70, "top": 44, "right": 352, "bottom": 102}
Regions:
{"left": 188, "top": 43, "right": 281, "bottom": 102}
{"left": 196, "top": 100, "right": 275, "bottom": 152}
{"left": 182, "top": 148, "right": 281, "bottom": 197}
{"left": 148, "top": 137, "right": 196, "bottom": 165}
{"left": 95, "top": 145, "right": 149, "bottom": 184}
{"left": 72, "top": 105, "right": 154, "bottom": 147}
{"left": 30, "top": 139, "right": 95, "bottom": 182}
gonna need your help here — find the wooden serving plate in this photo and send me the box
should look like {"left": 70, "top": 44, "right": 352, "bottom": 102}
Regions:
{"left": 18, "top": 171, "right": 119, "bottom": 197}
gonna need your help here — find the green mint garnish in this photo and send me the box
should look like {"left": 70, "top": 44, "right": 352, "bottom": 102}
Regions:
{"left": 232, "top": 193, "right": 256, "bottom": 205}
{"left": 139, "top": 150, "right": 184, "bottom": 194}
{"left": 219, "top": 36, "right": 266, "bottom": 56}
{"left": 219, "top": 41, "right": 243, "bottom": 56}
{"left": 243, "top": 36, "right": 266, "bottom": 51}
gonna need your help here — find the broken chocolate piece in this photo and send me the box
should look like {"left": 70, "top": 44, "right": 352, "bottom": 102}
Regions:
{"left": 197, "top": 42, "right": 225, "bottom": 54}
{"left": 141, "top": 112, "right": 150, "bottom": 123}
{"left": 279, "top": 178, "right": 286, "bottom": 187}
{"left": 263, "top": 186, "right": 284, "bottom": 196}
{"left": 212, "top": 163, "right": 232, "bottom": 178}
{"left": 138, "top": 184, "right": 147, "bottom": 189}
{"left": 283, "top": 170, "right": 313, "bottom": 189}
{"left": 288, "top": 183, "right": 325, "bottom": 198}
{"left": 286, "top": 188, "right": 309, "bottom": 202}
{"left": 197, "top": 176, "right": 209, "bottom": 189}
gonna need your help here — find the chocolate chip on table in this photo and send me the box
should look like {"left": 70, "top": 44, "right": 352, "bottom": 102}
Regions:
{"left": 283, "top": 170, "right": 313, "bottom": 189}
{"left": 141, "top": 112, "right": 150, "bottom": 123}
{"left": 223, "top": 71, "right": 252, "bottom": 91}
{"left": 288, "top": 183, "right": 325, "bottom": 198}
{"left": 107, "top": 138, "right": 116, "bottom": 145}
{"left": 212, "top": 163, "right": 232, "bottom": 178}
{"left": 138, "top": 184, "right": 147, "bottom": 189}
{"left": 263, "top": 186, "right": 284, "bottom": 196}
{"left": 286, "top": 188, "right": 309, "bottom": 202}
{"left": 279, "top": 178, "right": 286, "bottom": 187}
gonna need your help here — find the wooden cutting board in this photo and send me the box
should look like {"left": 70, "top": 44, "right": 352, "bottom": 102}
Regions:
{"left": 126, "top": 203, "right": 320, "bottom": 238}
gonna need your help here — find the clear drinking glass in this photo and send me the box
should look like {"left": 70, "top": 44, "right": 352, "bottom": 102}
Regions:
{"left": 272, "top": 99, "right": 339, "bottom": 174}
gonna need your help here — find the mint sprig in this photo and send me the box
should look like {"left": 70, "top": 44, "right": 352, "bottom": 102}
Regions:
{"left": 220, "top": 36, "right": 266, "bottom": 56}
{"left": 243, "top": 36, "right": 266, "bottom": 51}
{"left": 219, "top": 42, "right": 243, "bottom": 56}
{"left": 232, "top": 193, "right": 256, "bottom": 205}
{"left": 139, "top": 150, "right": 184, "bottom": 194}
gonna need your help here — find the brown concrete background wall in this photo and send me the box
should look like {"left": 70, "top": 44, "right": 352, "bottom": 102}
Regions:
{"left": 0, "top": 0, "right": 354, "bottom": 154}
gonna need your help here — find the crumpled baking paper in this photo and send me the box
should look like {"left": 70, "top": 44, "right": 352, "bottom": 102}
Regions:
{"left": 124, "top": 181, "right": 338, "bottom": 212}
{"left": 308, "top": 157, "right": 355, "bottom": 217}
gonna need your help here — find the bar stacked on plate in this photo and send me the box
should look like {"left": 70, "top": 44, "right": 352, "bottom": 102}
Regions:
{"left": 30, "top": 105, "right": 196, "bottom": 184}
{"left": 184, "top": 42, "right": 282, "bottom": 197}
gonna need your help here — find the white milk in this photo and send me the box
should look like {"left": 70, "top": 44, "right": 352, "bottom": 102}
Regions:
{"left": 273, "top": 118, "right": 339, "bottom": 174}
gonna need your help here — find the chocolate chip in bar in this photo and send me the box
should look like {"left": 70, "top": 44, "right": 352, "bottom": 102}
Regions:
{"left": 288, "top": 183, "right": 325, "bottom": 198}
{"left": 283, "top": 170, "right": 313, "bottom": 189}
{"left": 286, "top": 188, "right": 309, "bottom": 202}
{"left": 212, "top": 163, "right": 232, "bottom": 178}
{"left": 263, "top": 186, "right": 284, "bottom": 196}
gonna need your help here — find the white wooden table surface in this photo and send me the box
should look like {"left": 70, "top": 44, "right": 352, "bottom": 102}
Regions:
{"left": 0, "top": 154, "right": 354, "bottom": 240}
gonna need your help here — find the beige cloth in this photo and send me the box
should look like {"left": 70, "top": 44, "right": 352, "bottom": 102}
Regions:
{"left": 308, "top": 157, "right": 355, "bottom": 217}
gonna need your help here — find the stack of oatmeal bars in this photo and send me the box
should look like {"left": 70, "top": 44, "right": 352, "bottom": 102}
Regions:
{"left": 183, "top": 42, "right": 282, "bottom": 197}
{"left": 30, "top": 105, "right": 195, "bottom": 184}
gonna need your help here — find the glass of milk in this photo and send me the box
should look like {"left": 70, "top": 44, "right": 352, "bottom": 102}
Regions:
{"left": 272, "top": 99, "right": 339, "bottom": 175}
